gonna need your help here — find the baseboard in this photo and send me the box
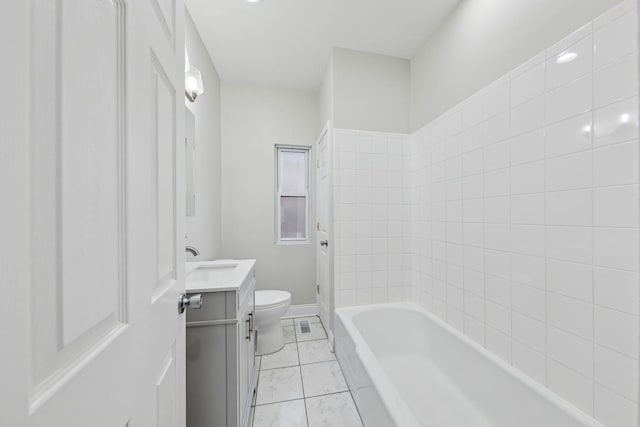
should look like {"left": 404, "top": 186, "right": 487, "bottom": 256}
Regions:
{"left": 283, "top": 303, "right": 317, "bottom": 318}
{"left": 327, "top": 329, "right": 335, "bottom": 352}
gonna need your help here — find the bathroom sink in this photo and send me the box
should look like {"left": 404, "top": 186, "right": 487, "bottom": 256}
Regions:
{"left": 187, "top": 263, "right": 239, "bottom": 283}
{"left": 185, "top": 259, "right": 255, "bottom": 292}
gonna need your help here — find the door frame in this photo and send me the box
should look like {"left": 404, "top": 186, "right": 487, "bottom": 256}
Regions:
{"left": 315, "top": 120, "right": 335, "bottom": 348}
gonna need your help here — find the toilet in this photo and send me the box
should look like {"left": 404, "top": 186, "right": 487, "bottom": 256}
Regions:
{"left": 254, "top": 290, "right": 291, "bottom": 355}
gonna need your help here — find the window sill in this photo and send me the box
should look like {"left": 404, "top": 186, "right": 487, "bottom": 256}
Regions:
{"left": 276, "top": 240, "right": 311, "bottom": 246}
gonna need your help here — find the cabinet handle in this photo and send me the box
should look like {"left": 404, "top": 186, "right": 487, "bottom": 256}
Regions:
{"left": 246, "top": 312, "right": 253, "bottom": 341}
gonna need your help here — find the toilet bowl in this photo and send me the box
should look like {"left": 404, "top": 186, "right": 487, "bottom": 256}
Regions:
{"left": 255, "top": 290, "right": 291, "bottom": 355}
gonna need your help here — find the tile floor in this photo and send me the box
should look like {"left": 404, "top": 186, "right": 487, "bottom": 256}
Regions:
{"left": 251, "top": 316, "right": 364, "bottom": 427}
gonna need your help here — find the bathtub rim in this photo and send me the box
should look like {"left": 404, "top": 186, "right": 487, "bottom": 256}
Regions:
{"left": 335, "top": 302, "right": 605, "bottom": 427}
{"left": 335, "top": 310, "right": 421, "bottom": 427}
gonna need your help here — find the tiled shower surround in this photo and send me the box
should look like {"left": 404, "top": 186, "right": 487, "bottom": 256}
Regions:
{"left": 333, "top": 129, "right": 412, "bottom": 308}
{"left": 334, "top": 1, "right": 639, "bottom": 426}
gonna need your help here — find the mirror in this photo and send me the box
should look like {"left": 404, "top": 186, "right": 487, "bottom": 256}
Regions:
{"left": 185, "top": 108, "right": 196, "bottom": 217}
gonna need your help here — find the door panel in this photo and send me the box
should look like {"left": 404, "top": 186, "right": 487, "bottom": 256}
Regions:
{"left": 2, "top": 0, "right": 186, "bottom": 425}
{"left": 154, "top": 345, "right": 178, "bottom": 427}
{"left": 146, "top": 0, "right": 186, "bottom": 426}
{"left": 27, "top": 1, "right": 132, "bottom": 422}
{"left": 150, "top": 0, "right": 176, "bottom": 44}
{"left": 2, "top": 1, "right": 37, "bottom": 424}
{"left": 152, "top": 54, "right": 178, "bottom": 293}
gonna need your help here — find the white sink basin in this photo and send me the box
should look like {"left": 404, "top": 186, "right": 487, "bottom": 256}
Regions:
{"left": 185, "top": 259, "right": 255, "bottom": 292}
{"left": 187, "top": 263, "right": 239, "bottom": 283}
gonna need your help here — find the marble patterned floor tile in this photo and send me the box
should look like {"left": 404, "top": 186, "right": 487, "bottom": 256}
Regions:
{"left": 260, "top": 343, "right": 299, "bottom": 370}
{"left": 296, "top": 322, "right": 327, "bottom": 342}
{"left": 297, "top": 340, "right": 335, "bottom": 365}
{"left": 300, "top": 361, "right": 348, "bottom": 397}
{"left": 283, "top": 325, "right": 296, "bottom": 343}
{"left": 280, "top": 318, "right": 294, "bottom": 326}
{"left": 253, "top": 399, "right": 308, "bottom": 427}
{"left": 256, "top": 366, "right": 304, "bottom": 405}
{"left": 305, "top": 392, "right": 363, "bottom": 427}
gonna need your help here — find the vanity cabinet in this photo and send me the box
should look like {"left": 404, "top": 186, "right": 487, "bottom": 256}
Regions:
{"left": 186, "top": 263, "right": 257, "bottom": 427}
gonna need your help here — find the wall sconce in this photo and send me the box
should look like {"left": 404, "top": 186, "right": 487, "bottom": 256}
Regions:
{"left": 185, "top": 47, "right": 204, "bottom": 103}
{"left": 185, "top": 66, "right": 204, "bottom": 102}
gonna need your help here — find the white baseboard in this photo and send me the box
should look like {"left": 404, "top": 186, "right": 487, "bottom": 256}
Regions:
{"left": 283, "top": 303, "right": 317, "bottom": 318}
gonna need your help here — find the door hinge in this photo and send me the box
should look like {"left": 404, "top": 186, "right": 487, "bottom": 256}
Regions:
{"left": 316, "top": 160, "right": 320, "bottom": 168}
{"left": 317, "top": 284, "right": 320, "bottom": 294}
{"left": 316, "top": 222, "right": 320, "bottom": 231}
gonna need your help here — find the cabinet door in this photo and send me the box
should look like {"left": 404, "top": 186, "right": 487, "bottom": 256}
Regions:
{"left": 246, "top": 288, "right": 256, "bottom": 395}
{"left": 237, "top": 296, "right": 249, "bottom": 427}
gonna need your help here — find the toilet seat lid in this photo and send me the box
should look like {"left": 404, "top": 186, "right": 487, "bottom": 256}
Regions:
{"left": 255, "top": 290, "right": 291, "bottom": 309}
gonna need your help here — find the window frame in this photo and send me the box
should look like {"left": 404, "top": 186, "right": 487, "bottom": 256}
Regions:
{"left": 275, "top": 145, "right": 311, "bottom": 244}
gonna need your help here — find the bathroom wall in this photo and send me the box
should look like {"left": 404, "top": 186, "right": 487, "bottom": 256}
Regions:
{"left": 333, "top": 129, "right": 412, "bottom": 308}
{"left": 318, "top": 56, "right": 334, "bottom": 132}
{"left": 328, "top": 48, "right": 413, "bottom": 308}
{"left": 332, "top": 48, "right": 411, "bottom": 134}
{"left": 410, "top": 0, "right": 623, "bottom": 130}
{"left": 185, "top": 9, "right": 223, "bottom": 260}
{"left": 408, "top": 2, "right": 639, "bottom": 425}
{"left": 221, "top": 82, "right": 319, "bottom": 305}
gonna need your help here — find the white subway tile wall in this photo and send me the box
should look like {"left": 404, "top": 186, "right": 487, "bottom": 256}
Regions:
{"left": 333, "top": 129, "right": 412, "bottom": 308}
{"left": 406, "top": 1, "right": 639, "bottom": 425}
{"left": 333, "top": 1, "right": 638, "bottom": 426}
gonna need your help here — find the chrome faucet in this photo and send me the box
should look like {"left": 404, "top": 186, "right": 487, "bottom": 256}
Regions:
{"left": 185, "top": 246, "right": 200, "bottom": 256}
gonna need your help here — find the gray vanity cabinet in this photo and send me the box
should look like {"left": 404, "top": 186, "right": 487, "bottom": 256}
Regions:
{"left": 186, "top": 267, "right": 257, "bottom": 427}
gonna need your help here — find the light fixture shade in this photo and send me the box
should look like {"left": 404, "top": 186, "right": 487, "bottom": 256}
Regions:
{"left": 185, "top": 66, "right": 204, "bottom": 102}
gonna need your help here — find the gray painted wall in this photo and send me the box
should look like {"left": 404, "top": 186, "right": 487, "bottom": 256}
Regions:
{"left": 410, "top": 0, "right": 622, "bottom": 131}
{"left": 185, "top": 9, "right": 223, "bottom": 260}
{"left": 220, "top": 82, "right": 319, "bottom": 305}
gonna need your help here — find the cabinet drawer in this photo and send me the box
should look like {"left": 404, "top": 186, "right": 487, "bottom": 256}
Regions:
{"left": 186, "top": 291, "right": 235, "bottom": 324}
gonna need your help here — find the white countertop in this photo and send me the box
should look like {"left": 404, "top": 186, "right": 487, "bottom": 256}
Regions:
{"left": 185, "top": 259, "right": 256, "bottom": 293}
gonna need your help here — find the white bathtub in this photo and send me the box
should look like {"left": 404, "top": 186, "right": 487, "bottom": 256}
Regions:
{"left": 335, "top": 303, "right": 604, "bottom": 427}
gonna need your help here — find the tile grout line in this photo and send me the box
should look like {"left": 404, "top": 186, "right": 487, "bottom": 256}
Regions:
{"left": 543, "top": 44, "right": 550, "bottom": 389}
{"left": 508, "top": 65, "right": 514, "bottom": 365}
{"left": 590, "top": 20, "right": 596, "bottom": 414}
{"left": 297, "top": 318, "right": 311, "bottom": 427}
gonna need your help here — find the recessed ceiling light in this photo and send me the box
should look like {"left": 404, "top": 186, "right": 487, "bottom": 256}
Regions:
{"left": 556, "top": 51, "right": 578, "bottom": 64}
{"left": 246, "top": 0, "right": 263, "bottom": 4}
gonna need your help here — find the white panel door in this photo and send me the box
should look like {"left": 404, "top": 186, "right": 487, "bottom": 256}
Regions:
{"left": 316, "top": 121, "right": 335, "bottom": 345}
{"left": 1, "top": 0, "right": 186, "bottom": 426}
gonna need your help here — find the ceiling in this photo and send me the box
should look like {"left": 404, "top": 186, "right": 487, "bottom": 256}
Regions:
{"left": 185, "top": 0, "right": 460, "bottom": 90}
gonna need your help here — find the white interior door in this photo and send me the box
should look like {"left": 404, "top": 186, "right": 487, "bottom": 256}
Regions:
{"left": 1, "top": 0, "right": 186, "bottom": 425}
{"left": 316, "top": 121, "right": 334, "bottom": 346}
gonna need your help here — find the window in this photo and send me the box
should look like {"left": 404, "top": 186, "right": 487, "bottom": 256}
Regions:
{"left": 276, "top": 146, "right": 310, "bottom": 243}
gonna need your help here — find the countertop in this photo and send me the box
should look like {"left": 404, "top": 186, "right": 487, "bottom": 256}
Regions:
{"left": 185, "top": 259, "right": 256, "bottom": 293}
